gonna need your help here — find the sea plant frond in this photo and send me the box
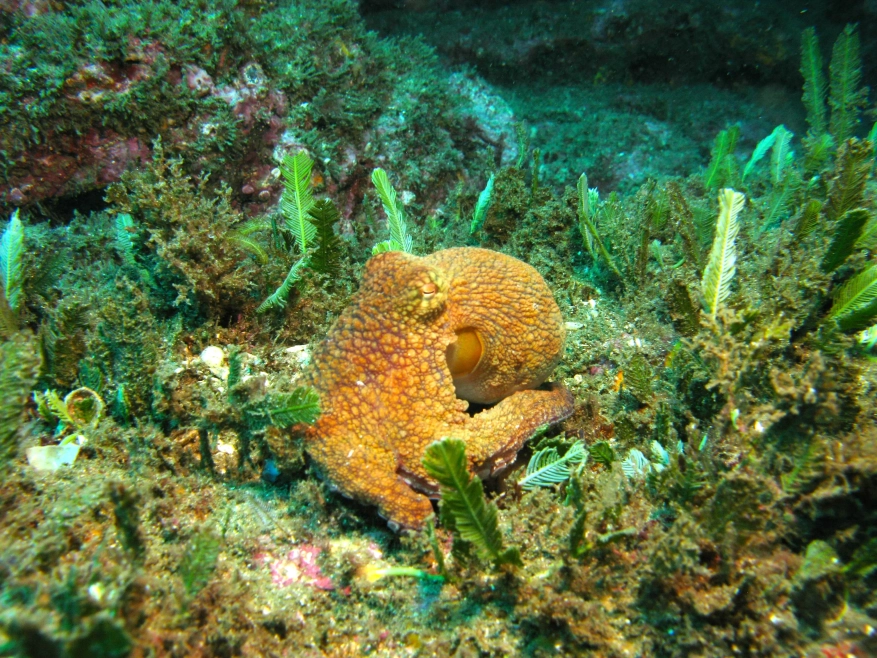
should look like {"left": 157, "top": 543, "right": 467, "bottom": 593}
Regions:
{"left": 227, "top": 231, "right": 269, "bottom": 264}
{"left": 821, "top": 208, "right": 869, "bottom": 273}
{"left": 704, "top": 126, "right": 740, "bottom": 189}
{"left": 280, "top": 150, "right": 317, "bottom": 253}
{"left": 577, "top": 173, "right": 621, "bottom": 277}
{"left": 829, "top": 24, "right": 867, "bottom": 145}
{"left": 371, "top": 168, "right": 413, "bottom": 254}
{"left": 825, "top": 139, "right": 874, "bottom": 222}
{"left": 307, "top": 199, "right": 343, "bottom": 274}
{"left": 621, "top": 448, "right": 650, "bottom": 479}
{"left": 701, "top": 188, "right": 745, "bottom": 318}
{"left": 469, "top": 174, "right": 495, "bottom": 235}
{"left": 770, "top": 125, "right": 794, "bottom": 185}
{"left": 742, "top": 125, "right": 792, "bottom": 182}
{"left": 801, "top": 27, "right": 828, "bottom": 136}
{"left": 518, "top": 441, "right": 587, "bottom": 491}
{"left": 829, "top": 263, "right": 877, "bottom": 320}
{"left": 422, "top": 438, "right": 522, "bottom": 568}
{"left": 794, "top": 199, "right": 823, "bottom": 239}
{"left": 114, "top": 213, "right": 138, "bottom": 268}
{"left": 267, "top": 387, "right": 321, "bottom": 427}
{"left": 257, "top": 255, "right": 308, "bottom": 313}
{"left": 589, "top": 440, "right": 616, "bottom": 467}
{"left": 0, "top": 210, "right": 25, "bottom": 314}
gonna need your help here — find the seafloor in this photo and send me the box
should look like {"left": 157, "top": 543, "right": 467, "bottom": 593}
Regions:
{"left": 1, "top": 0, "right": 876, "bottom": 656}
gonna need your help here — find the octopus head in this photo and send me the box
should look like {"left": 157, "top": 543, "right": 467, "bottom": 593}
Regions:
{"left": 360, "top": 251, "right": 449, "bottom": 322}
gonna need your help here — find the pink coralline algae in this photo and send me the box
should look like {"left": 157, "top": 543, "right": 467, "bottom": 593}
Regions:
{"left": 3, "top": 131, "right": 150, "bottom": 206}
{"left": 255, "top": 544, "right": 334, "bottom": 591}
{"left": 184, "top": 66, "right": 215, "bottom": 97}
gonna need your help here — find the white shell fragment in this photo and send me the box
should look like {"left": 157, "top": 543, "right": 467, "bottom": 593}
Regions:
{"left": 26, "top": 444, "right": 81, "bottom": 472}
{"left": 200, "top": 345, "right": 229, "bottom": 380}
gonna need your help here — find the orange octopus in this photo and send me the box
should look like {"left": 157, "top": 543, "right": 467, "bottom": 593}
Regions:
{"left": 304, "top": 247, "right": 574, "bottom": 529}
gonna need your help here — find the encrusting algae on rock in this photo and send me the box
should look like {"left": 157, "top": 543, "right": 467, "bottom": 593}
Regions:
{"left": 303, "top": 247, "right": 574, "bottom": 529}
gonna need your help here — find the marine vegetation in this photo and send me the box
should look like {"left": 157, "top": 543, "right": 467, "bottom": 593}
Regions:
{"left": 0, "top": 4, "right": 877, "bottom": 657}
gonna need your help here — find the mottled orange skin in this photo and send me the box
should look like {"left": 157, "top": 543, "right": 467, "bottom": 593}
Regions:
{"left": 304, "top": 247, "right": 574, "bottom": 529}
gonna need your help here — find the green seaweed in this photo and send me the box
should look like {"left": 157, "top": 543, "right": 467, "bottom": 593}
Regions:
{"left": 701, "top": 188, "right": 745, "bottom": 318}
{"left": 518, "top": 440, "right": 587, "bottom": 491}
{"left": 588, "top": 441, "right": 616, "bottom": 467}
{"left": 371, "top": 168, "right": 414, "bottom": 254}
{"left": 625, "top": 354, "right": 654, "bottom": 403}
{"left": 820, "top": 208, "right": 869, "bottom": 273}
{"left": 829, "top": 24, "right": 868, "bottom": 145}
{"left": 307, "top": 199, "right": 344, "bottom": 275}
{"left": 0, "top": 211, "right": 25, "bottom": 318}
{"left": 422, "top": 438, "right": 522, "bottom": 568}
{"left": 108, "top": 482, "right": 145, "bottom": 560}
{"left": 469, "top": 174, "right": 495, "bottom": 236}
{"left": 257, "top": 255, "right": 309, "bottom": 313}
{"left": 281, "top": 151, "right": 317, "bottom": 254}
{"left": 703, "top": 125, "right": 740, "bottom": 190}
{"left": 828, "top": 263, "right": 877, "bottom": 327}
{"left": 266, "top": 387, "right": 321, "bottom": 428}
{"left": 577, "top": 173, "right": 621, "bottom": 278}
{"left": 825, "top": 138, "right": 874, "bottom": 222}
{"left": 801, "top": 28, "right": 828, "bottom": 137}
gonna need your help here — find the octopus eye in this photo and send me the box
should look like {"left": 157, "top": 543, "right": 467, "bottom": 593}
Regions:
{"left": 420, "top": 282, "right": 438, "bottom": 298}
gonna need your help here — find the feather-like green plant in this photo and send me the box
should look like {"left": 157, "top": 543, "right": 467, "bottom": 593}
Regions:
{"left": 795, "top": 199, "right": 823, "bottom": 239}
{"left": 704, "top": 126, "right": 740, "bottom": 189}
{"left": 625, "top": 354, "right": 654, "bottom": 402}
{"left": 469, "top": 174, "right": 495, "bottom": 235}
{"left": 741, "top": 124, "right": 794, "bottom": 184}
{"left": 858, "top": 214, "right": 877, "bottom": 250}
{"left": 227, "top": 219, "right": 270, "bottom": 264}
{"left": 742, "top": 127, "right": 779, "bottom": 181}
{"left": 422, "top": 438, "right": 522, "bottom": 568}
{"left": 280, "top": 151, "right": 317, "bottom": 253}
{"left": 371, "top": 168, "right": 413, "bottom": 254}
{"left": 859, "top": 324, "right": 877, "bottom": 350}
{"left": 701, "top": 188, "right": 745, "bottom": 319}
{"left": 0, "top": 210, "right": 25, "bottom": 315}
{"left": 256, "top": 255, "right": 308, "bottom": 313}
{"left": 829, "top": 24, "right": 868, "bottom": 145}
{"left": 518, "top": 441, "right": 587, "bottom": 491}
{"left": 821, "top": 208, "right": 869, "bottom": 273}
{"left": 307, "top": 199, "right": 343, "bottom": 274}
{"left": 114, "top": 213, "right": 157, "bottom": 287}
{"left": 826, "top": 139, "right": 874, "bottom": 222}
{"left": 801, "top": 27, "right": 828, "bottom": 136}
{"left": 828, "top": 263, "right": 877, "bottom": 321}
{"left": 115, "top": 213, "right": 138, "bottom": 268}
{"left": 588, "top": 441, "right": 615, "bottom": 467}
{"left": 267, "top": 386, "right": 321, "bottom": 427}
{"left": 770, "top": 126, "right": 794, "bottom": 185}
{"left": 577, "top": 173, "right": 621, "bottom": 277}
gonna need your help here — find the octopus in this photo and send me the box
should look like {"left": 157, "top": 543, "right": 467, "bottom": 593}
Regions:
{"left": 303, "top": 247, "right": 575, "bottom": 529}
